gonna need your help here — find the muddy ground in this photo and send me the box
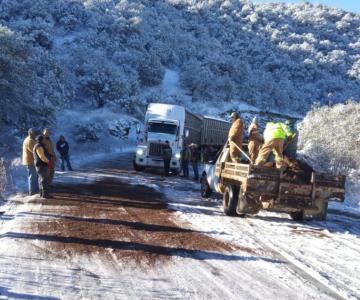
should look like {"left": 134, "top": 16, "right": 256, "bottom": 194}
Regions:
{"left": 18, "top": 158, "right": 249, "bottom": 266}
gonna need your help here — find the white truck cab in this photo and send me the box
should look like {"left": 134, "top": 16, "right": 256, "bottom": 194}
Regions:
{"left": 134, "top": 103, "right": 186, "bottom": 172}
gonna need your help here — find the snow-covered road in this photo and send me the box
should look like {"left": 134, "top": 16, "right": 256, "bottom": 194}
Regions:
{"left": 0, "top": 152, "right": 359, "bottom": 299}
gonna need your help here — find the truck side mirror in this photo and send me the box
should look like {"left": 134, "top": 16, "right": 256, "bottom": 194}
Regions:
{"left": 185, "top": 129, "right": 189, "bottom": 138}
{"left": 136, "top": 125, "right": 141, "bottom": 135}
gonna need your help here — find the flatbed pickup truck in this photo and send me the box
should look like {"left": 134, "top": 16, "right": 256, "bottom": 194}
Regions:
{"left": 200, "top": 144, "right": 346, "bottom": 221}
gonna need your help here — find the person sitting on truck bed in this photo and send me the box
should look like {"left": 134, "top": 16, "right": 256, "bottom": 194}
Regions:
{"left": 248, "top": 117, "right": 264, "bottom": 163}
{"left": 162, "top": 141, "right": 172, "bottom": 176}
{"left": 255, "top": 120, "right": 294, "bottom": 169}
{"left": 228, "top": 112, "right": 244, "bottom": 163}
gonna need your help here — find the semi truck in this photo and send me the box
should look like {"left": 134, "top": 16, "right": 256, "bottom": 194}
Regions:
{"left": 133, "top": 103, "right": 230, "bottom": 172}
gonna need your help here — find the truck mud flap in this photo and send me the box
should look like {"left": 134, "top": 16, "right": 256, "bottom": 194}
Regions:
{"left": 312, "top": 173, "right": 346, "bottom": 202}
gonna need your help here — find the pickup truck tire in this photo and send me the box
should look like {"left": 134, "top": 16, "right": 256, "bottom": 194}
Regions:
{"left": 133, "top": 161, "right": 145, "bottom": 172}
{"left": 290, "top": 210, "right": 304, "bottom": 221}
{"left": 223, "top": 185, "right": 239, "bottom": 216}
{"left": 200, "top": 176, "right": 212, "bottom": 198}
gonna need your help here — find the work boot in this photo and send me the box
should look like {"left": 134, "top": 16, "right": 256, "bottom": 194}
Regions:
{"left": 43, "top": 193, "right": 53, "bottom": 199}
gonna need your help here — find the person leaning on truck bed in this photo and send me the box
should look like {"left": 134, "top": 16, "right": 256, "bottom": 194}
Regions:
{"left": 228, "top": 112, "right": 244, "bottom": 163}
{"left": 255, "top": 120, "right": 294, "bottom": 169}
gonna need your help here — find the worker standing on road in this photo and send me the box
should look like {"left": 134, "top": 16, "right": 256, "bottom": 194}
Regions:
{"left": 228, "top": 112, "right": 244, "bottom": 163}
{"left": 248, "top": 117, "right": 264, "bottom": 163}
{"left": 162, "top": 141, "right": 172, "bottom": 176}
{"left": 56, "top": 135, "right": 73, "bottom": 172}
{"left": 42, "top": 128, "right": 57, "bottom": 184}
{"left": 22, "top": 128, "right": 39, "bottom": 195}
{"left": 181, "top": 145, "right": 191, "bottom": 178}
{"left": 189, "top": 143, "right": 200, "bottom": 181}
{"left": 33, "top": 135, "right": 52, "bottom": 199}
{"left": 255, "top": 121, "right": 294, "bottom": 169}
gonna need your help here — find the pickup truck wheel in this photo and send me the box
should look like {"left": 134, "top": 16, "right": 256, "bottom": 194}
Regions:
{"left": 290, "top": 210, "right": 304, "bottom": 221}
{"left": 201, "top": 176, "right": 212, "bottom": 198}
{"left": 133, "top": 161, "right": 145, "bottom": 172}
{"left": 223, "top": 185, "right": 239, "bottom": 216}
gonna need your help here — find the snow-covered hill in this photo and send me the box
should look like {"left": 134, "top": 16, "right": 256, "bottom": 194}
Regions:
{"left": 1, "top": 0, "right": 359, "bottom": 129}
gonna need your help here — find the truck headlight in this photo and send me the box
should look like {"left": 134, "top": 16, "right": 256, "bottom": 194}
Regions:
{"left": 175, "top": 153, "right": 181, "bottom": 160}
{"left": 137, "top": 148, "right": 145, "bottom": 156}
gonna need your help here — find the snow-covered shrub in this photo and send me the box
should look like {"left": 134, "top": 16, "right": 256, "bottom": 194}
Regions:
{"left": 108, "top": 120, "right": 137, "bottom": 139}
{"left": 298, "top": 102, "right": 360, "bottom": 208}
{"left": 73, "top": 123, "right": 103, "bottom": 143}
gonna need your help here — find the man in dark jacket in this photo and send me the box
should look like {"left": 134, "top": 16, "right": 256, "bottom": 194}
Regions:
{"left": 56, "top": 136, "right": 73, "bottom": 171}
{"left": 33, "top": 135, "right": 52, "bottom": 199}
{"left": 162, "top": 141, "right": 172, "bottom": 176}
{"left": 181, "top": 145, "right": 191, "bottom": 178}
{"left": 190, "top": 144, "right": 200, "bottom": 181}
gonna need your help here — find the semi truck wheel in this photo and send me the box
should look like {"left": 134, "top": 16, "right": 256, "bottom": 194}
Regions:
{"left": 133, "top": 161, "right": 145, "bottom": 172}
{"left": 223, "top": 185, "right": 239, "bottom": 216}
{"left": 200, "top": 176, "right": 212, "bottom": 198}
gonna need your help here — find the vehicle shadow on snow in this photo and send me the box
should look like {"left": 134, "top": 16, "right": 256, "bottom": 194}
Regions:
{"left": 2, "top": 231, "right": 285, "bottom": 264}
{"left": 0, "top": 286, "right": 59, "bottom": 300}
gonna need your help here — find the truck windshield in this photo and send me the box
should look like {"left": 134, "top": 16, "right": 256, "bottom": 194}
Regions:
{"left": 148, "top": 122, "right": 177, "bottom": 135}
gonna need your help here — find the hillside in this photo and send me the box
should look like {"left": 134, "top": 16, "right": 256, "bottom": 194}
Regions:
{"left": 0, "top": 0, "right": 359, "bottom": 131}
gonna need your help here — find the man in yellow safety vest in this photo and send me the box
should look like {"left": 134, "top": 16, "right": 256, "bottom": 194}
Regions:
{"left": 255, "top": 121, "right": 294, "bottom": 169}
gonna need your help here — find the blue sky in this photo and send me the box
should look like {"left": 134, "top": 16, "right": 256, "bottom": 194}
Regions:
{"left": 253, "top": 0, "right": 360, "bottom": 13}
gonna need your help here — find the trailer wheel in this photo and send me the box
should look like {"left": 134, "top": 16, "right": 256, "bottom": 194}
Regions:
{"left": 133, "top": 161, "right": 145, "bottom": 172}
{"left": 200, "top": 176, "right": 212, "bottom": 198}
{"left": 290, "top": 210, "right": 304, "bottom": 221}
{"left": 223, "top": 185, "right": 239, "bottom": 216}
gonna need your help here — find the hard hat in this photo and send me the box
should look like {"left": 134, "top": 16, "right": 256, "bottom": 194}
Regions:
{"left": 230, "top": 112, "right": 239, "bottom": 119}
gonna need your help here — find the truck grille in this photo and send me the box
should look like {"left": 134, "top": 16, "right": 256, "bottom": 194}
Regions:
{"left": 149, "top": 143, "right": 163, "bottom": 157}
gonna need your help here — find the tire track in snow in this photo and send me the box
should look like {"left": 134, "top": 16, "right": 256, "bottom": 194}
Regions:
{"left": 238, "top": 217, "right": 352, "bottom": 300}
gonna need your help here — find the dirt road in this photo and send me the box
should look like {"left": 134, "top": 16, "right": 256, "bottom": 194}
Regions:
{"left": 0, "top": 152, "right": 358, "bottom": 299}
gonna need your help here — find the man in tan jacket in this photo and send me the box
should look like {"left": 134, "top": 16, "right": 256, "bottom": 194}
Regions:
{"left": 248, "top": 117, "right": 264, "bottom": 163}
{"left": 42, "top": 128, "right": 56, "bottom": 184}
{"left": 228, "top": 112, "right": 244, "bottom": 162}
{"left": 22, "top": 128, "right": 38, "bottom": 195}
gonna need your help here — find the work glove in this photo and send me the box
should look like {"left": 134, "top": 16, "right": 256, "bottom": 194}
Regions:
{"left": 47, "top": 161, "right": 54, "bottom": 169}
